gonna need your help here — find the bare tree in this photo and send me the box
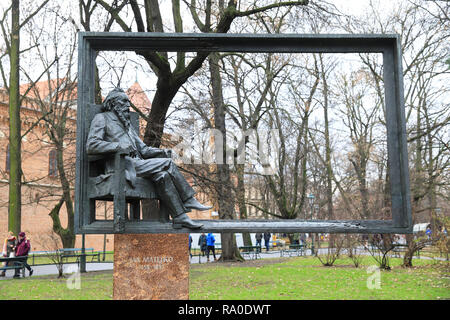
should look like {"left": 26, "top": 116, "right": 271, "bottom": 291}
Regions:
{"left": 346, "top": 234, "right": 364, "bottom": 268}
{"left": 19, "top": 4, "right": 78, "bottom": 248}
{"left": 316, "top": 234, "right": 345, "bottom": 267}
{"left": 37, "top": 231, "right": 66, "bottom": 278}
{"left": 0, "top": 0, "right": 51, "bottom": 236}
{"left": 336, "top": 67, "right": 383, "bottom": 220}
{"left": 349, "top": 1, "right": 449, "bottom": 266}
{"left": 363, "top": 234, "right": 394, "bottom": 270}
{"left": 6, "top": 0, "right": 21, "bottom": 236}
{"left": 256, "top": 62, "right": 317, "bottom": 221}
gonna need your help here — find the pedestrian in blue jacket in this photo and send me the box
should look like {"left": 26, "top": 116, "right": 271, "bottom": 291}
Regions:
{"left": 206, "top": 233, "right": 216, "bottom": 262}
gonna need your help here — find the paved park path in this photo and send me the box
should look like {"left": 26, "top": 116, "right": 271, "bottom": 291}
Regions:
{"left": 0, "top": 250, "right": 289, "bottom": 279}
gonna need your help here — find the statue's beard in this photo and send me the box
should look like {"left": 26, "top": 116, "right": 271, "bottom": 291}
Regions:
{"left": 114, "top": 107, "right": 131, "bottom": 129}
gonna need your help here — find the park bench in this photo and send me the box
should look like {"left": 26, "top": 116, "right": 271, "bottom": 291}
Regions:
{"left": 27, "top": 248, "right": 92, "bottom": 265}
{"left": 57, "top": 248, "right": 100, "bottom": 265}
{"left": 191, "top": 246, "right": 222, "bottom": 263}
{"left": 57, "top": 248, "right": 95, "bottom": 254}
{"left": 280, "top": 244, "right": 307, "bottom": 257}
{"left": 0, "top": 256, "right": 27, "bottom": 277}
{"left": 239, "top": 246, "right": 261, "bottom": 260}
{"left": 60, "top": 253, "right": 101, "bottom": 266}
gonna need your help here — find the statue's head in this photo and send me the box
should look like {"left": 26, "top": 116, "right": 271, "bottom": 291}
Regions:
{"left": 102, "top": 87, "right": 131, "bottom": 127}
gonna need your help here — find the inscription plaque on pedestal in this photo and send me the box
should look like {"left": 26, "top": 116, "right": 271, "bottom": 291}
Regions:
{"left": 113, "top": 234, "right": 189, "bottom": 300}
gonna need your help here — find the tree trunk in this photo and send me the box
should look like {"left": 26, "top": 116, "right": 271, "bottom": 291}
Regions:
{"left": 142, "top": 78, "right": 179, "bottom": 147}
{"left": 56, "top": 144, "right": 76, "bottom": 248}
{"left": 425, "top": 108, "right": 438, "bottom": 236}
{"left": 402, "top": 234, "right": 415, "bottom": 267}
{"left": 8, "top": 0, "right": 21, "bottom": 236}
{"left": 209, "top": 51, "right": 242, "bottom": 261}
{"left": 236, "top": 163, "right": 252, "bottom": 246}
{"left": 321, "top": 61, "right": 334, "bottom": 221}
{"left": 48, "top": 197, "right": 71, "bottom": 247}
{"left": 220, "top": 233, "right": 243, "bottom": 262}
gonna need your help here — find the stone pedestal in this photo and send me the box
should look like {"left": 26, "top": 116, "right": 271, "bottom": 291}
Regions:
{"left": 113, "top": 234, "right": 189, "bottom": 300}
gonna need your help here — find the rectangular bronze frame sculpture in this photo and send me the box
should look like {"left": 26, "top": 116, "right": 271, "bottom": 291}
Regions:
{"left": 75, "top": 32, "right": 412, "bottom": 234}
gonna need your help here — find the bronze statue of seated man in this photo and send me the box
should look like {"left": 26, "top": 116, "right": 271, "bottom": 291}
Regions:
{"left": 86, "top": 87, "right": 210, "bottom": 229}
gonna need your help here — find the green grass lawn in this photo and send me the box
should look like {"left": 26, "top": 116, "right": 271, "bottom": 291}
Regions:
{"left": 0, "top": 256, "right": 448, "bottom": 300}
{"left": 190, "top": 257, "right": 449, "bottom": 300}
{"left": 0, "top": 271, "right": 113, "bottom": 300}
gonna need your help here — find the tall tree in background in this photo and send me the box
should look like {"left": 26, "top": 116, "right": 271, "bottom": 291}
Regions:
{"left": 208, "top": 51, "right": 241, "bottom": 260}
{"left": 8, "top": 0, "right": 21, "bottom": 236}
{"left": 0, "top": 0, "right": 49, "bottom": 236}
{"left": 22, "top": 3, "right": 79, "bottom": 247}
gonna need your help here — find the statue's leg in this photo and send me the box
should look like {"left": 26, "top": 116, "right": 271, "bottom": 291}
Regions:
{"left": 165, "top": 160, "right": 195, "bottom": 202}
{"left": 152, "top": 171, "right": 186, "bottom": 218}
{"left": 152, "top": 171, "right": 203, "bottom": 229}
{"left": 166, "top": 160, "right": 212, "bottom": 212}
{"left": 134, "top": 158, "right": 195, "bottom": 202}
{"left": 158, "top": 201, "right": 170, "bottom": 223}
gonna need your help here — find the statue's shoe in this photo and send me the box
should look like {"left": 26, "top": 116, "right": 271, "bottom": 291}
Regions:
{"left": 183, "top": 197, "right": 213, "bottom": 211}
{"left": 172, "top": 213, "right": 203, "bottom": 229}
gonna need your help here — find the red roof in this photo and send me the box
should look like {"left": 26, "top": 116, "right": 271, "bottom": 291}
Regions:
{"left": 2, "top": 80, "right": 151, "bottom": 113}
{"left": 126, "top": 82, "right": 152, "bottom": 114}
{"left": 19, "top": 78, "right": 77, "bottom": 103}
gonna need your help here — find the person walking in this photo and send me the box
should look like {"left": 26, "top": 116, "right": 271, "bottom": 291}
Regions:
{"left": 13, "top": 232, "right": 33, "bottom": 278}
{"left": 255, "top": 233, "right": 263, "bottom": 250}
{"left": 206, "top": 233, "right": 216, "bottom": 262}
{"left": 300, "top": 233, "right": 306, "bottom": 246}
{"left": 425, "top": 226, "right": 432, "bottom": 240}
{"left": 198, "top": 233, "right": 207, "bottom": 256}
{"left": 263, "top": 232, "right": 271, "bottom": 252}
{"left": 1, "top": 231, "right": 17, "bottom": 277}
{"left": 292, "top": 233, "right": 300, "bottom": 245}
